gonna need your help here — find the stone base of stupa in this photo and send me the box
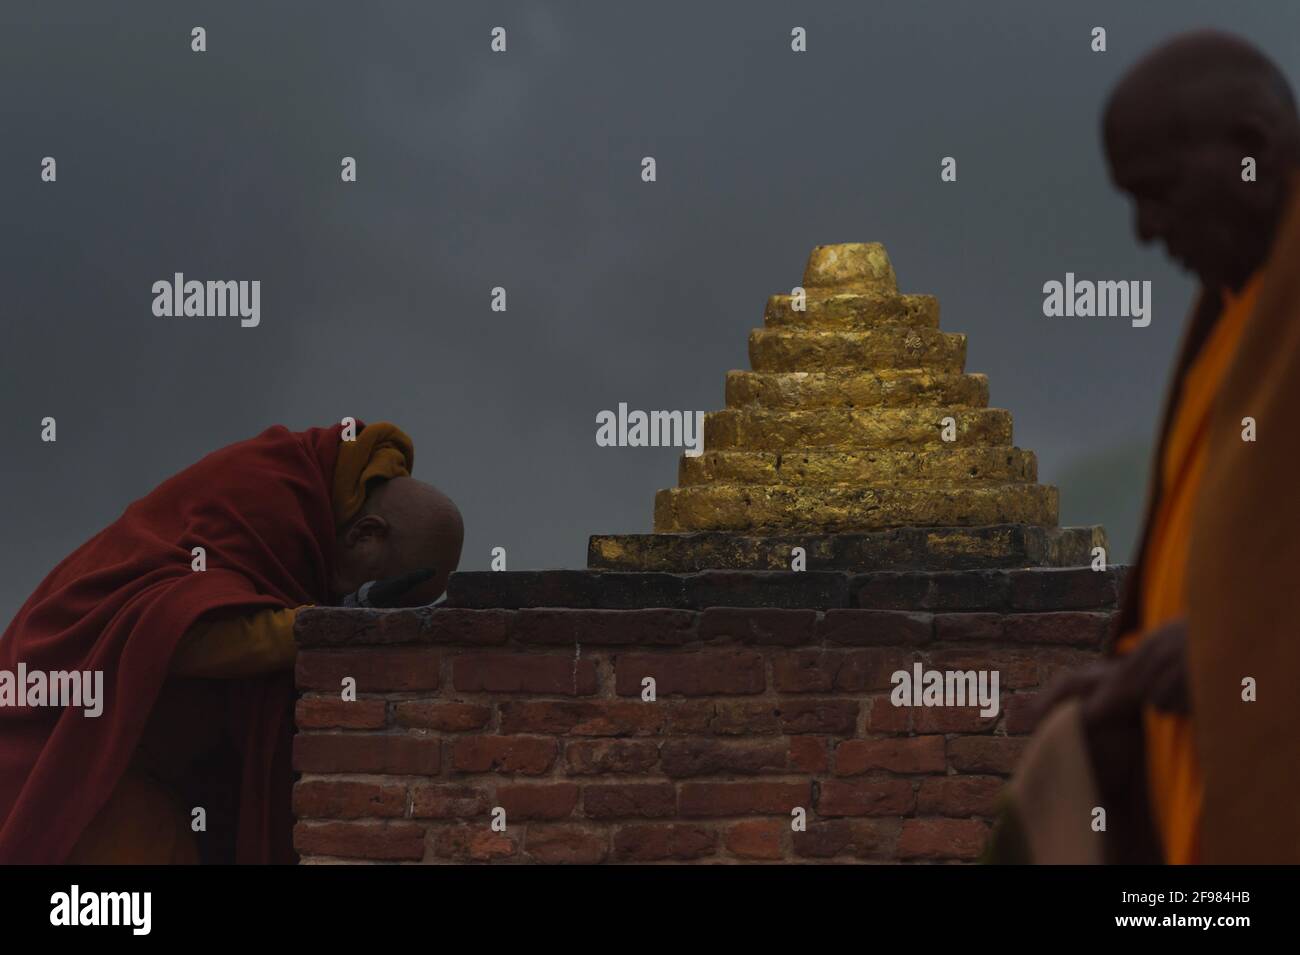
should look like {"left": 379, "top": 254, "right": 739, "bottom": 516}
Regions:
{"left": 589, "top": 523, "right": 1106, "bottom": 572}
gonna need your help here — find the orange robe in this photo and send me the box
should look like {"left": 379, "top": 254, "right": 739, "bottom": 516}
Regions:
{"left": 1113, "top": 274, "right": 1262, "bottom": 864}
{"left": 68, "top": 423, "right": 414, "bottom": 863}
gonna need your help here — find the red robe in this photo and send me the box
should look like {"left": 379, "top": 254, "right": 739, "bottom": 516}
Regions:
{"left": 0, "top": 423, "right": 346, "bottom": 863}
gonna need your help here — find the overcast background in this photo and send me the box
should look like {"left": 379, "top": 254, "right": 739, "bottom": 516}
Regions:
{"left": 2, "top": 1, "right": 1297, "bottom": 619}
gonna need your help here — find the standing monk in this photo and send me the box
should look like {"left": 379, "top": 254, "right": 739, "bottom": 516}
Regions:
{"left": 0, "top": 420, "right": 463, "bottom": 863}
{"left": 990, "top": 31, "right": 1300, "bottom": 864}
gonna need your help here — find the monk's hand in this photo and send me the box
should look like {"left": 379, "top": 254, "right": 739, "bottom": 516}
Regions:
{"left": 1029, "top": 660, "right": 1114, "bottom": 730}
{"left": 1030, "top": 618, "right": 1190, "bottom": 730}
{"left": 342, "top": 568, "right": 438, "bottom": 608}
{"left": 1081, "top": 618, "right": 1190, "bottom": 724}
{"left": 1072, "top": 620, "right": 1189, "bottom": 863}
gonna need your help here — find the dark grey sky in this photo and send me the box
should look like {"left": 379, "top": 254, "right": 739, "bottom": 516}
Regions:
{"left": 3, "top": 1, "right": 1297, "bottom": 619}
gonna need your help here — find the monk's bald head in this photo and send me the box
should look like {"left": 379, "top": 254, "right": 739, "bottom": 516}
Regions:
{"left": 1103, "top": 31, "right": 1300, "bottom": 289}
{"left": 332, "top": 476, "right": 464, "bottom": 605}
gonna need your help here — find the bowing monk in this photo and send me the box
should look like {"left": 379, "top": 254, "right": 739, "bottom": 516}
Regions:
{"left": 989, "top": 31, "right": 1300, "bottom": 864}
{"left": 0, "top": 420, "right": 463, "bottom": 863}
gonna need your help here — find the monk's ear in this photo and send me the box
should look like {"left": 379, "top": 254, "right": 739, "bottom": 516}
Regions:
{"left": 344, "top": 514, "right": 389, "bottom": 547}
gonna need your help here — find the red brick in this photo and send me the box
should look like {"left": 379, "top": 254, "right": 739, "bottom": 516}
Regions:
{"left": 1001, "top": 612, "right": 1108, "bottom": 648}
{"left": 295, "top": 697, "right": 387, "bottom": 730}
{"left": 583, "top": 784, "right": 676, "bottom": 819}
{"left": 420, "top": 608, "right": 513, "bottom": 645}
{"left": 292, "top": 780, "right": 406, "bottom": 819}
{"left": 496, "top": 783, "right": 579, "bottom": 821}
{"left": 817, "top": 779, "right": 915, "bottom": 817}
{"left": 947, "top": 736, "right": 1028, "bottom": 774}
{"left": 820, "top": 609, "right": 932, "bottom": 646}
{"left": 452, "top": 736, "right": 557, "bottom": 775}
{"left": 293, "top": 733, "right": 440, "bottom": 775}
{"left": 514, "top": 608, "right": 697, "bottom": 645}
{"left": 793, "top": 819, "right": 900, "bottom": 859}
{"left": 1035, "top": 648, "right": 1102, "bottom": 685}
{"left": 453, "top": 653, "right": 597, "bottom": 695}
{"left": 699, "top": 608, "right": 818, "bottom": 645}
{"left": 867, "top": 695, "right": 912, "bottom": 733}
{"left": 852, "top": 573, "right": 934, "bottom": 609}
{"left": 293, "top": 607, "right": 510, "bottom": 648}
{"left": 1003, "top": 692, "right": 1042, "bottom": 735}
{"left": 612, "top": 825, "right": 717, "bottom": 861}
{"left": 499, "top": 700, "right": 663, "bottom": 736}
{"left": 788, "top": 736, "right": 829, "bottom": 774}
{"left": 933, "top": 613, "right": 1004, "bottom": 643}
{"left": 409, "top": 784, "right": 491, "bottom": 819}
{"left": 709, "top": 701, "right": 781, "bottom": 736}
{"left": 688, "top": 570, "right": 848, "bottom": 607}
{"left": 835, "top": 649, "right": 920, "bottom": 692}
{"left": 394, "top": 701, "right": 491, "bottom": 731}
{"left": 835, "top": 736, "right": 946, "bottom": 775}
{"left": 664, "top": 701, "right": 718, "bottom": 735}
{"left": 916, "top": 776, "right": 1005, "bottom": 817}
{"left": 565, "top": 739, "right": 661, "bottom": 775}
{"left": 524, "top": 826, "right": 608, "bottom": 864}
{"left": 295, "top": 649, "right": 440, "bottom": 692}
{"left": 898, "top": 818, "right": 990, "bottom": 860}
{"left": 777, "top": 699, "right": 859, "bottom": 735}
{"left": 926, "top": 649, "right": 1040, "bottom": 689}
{"left": 679, "top": 781, "right": 810, "bottom": 817}
{"left": 660, "top": 739, "right": 787, "bottom": 778}
{"left": 772, "top": 650, "right": 838, "bottom": 693}
{"left": 615, "top": 651, "right": 765, "bottom": 696}
{"left": 294, "top": 821, "right": 425, "bottom": 861}
{"left": 914, "top": 706, "right": 999, "bottom": 734}
{"left": 1009, "top": 567, "right": 1117, "bottom": 611}
{"left": 725, "top": 819, "right": 785, "bottom": 859}
{"left": 433, "top": 825, "right": 518, "bottom": 862}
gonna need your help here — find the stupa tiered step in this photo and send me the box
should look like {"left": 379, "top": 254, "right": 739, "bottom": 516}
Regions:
{"left": 653, "top": 483, "right": 1059, "bottom": 534}
{"left": 701, "top": 407, "right": 1014, "bottom": 450}
{"left": 725, "top": 370, "right": 989, "bottom": 410}
{"left": 762, "top": 291, "right": 939, "bottom": 329}
{"left": 590, "top": 243, "right": 1104, "bottom": 571}
{"left": 749, "top": 328, "right": 967, "bottom": 372}
{"left": 679, "top": 448, "right": 1037, "bottom": 486}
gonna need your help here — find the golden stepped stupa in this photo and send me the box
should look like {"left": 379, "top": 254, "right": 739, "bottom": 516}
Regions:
{"left": 590, "top": 243, "right": 1105, "bottom": 572}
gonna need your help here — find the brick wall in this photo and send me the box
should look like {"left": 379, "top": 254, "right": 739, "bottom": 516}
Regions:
{"left": 291, "top": 567, "right": 1122, "bottom": 863}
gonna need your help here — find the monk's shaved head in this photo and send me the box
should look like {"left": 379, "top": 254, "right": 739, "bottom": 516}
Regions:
{"left": 1106, "top": 32, "right": 1297, "bottom": 141}
{"left": 1103, "top": 31, "right": 1300, "bottom": 289}
{"left": 332, "top": 476, "right": 464, "bottom": 605}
